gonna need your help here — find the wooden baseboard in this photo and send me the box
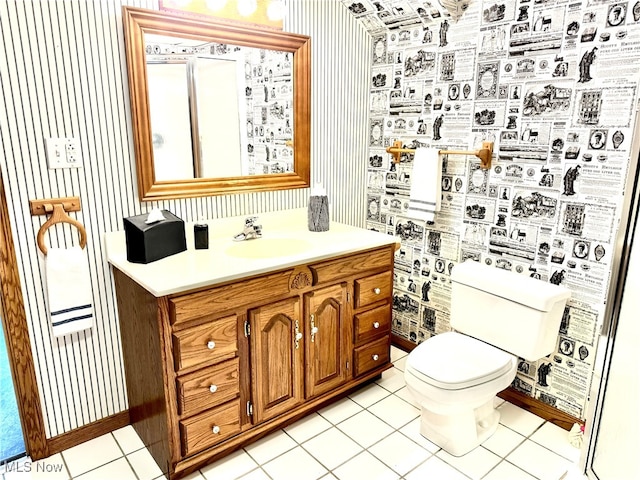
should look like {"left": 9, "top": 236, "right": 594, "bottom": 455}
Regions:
{"left": 391, "top": 334, "right": 417, "bottom": 353}
{"left": 35, "top": 411, "right": 130, "bottom": 460}
{"left": 391, "top": 334, "right": 584, "bottom": 431}
{"left": 497, "top": 389, "right": 582, "bottom": 431}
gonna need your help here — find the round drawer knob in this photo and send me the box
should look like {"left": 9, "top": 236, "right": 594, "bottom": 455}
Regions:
{"left": 209, "top": 384, "right": 218, "bottom": 393}
{"left": 207, "top": 341, "right": 216, "bottom": 350}
{"left": 311, "top": 327, "right": 319, "bottom": 335}
{"left": 372, "top": 354, "right": 379, "bottom": 361}
{"left": 212, "top": 425, "right": 221, "bottom": 435}
{"left": 373, "top": 288, "right": 381, "bottom": 295}
{"left": 373, "top": 322, "right": 380, "bottom": 329}
{"left": 295, "top": 332, "right": 303, "bottom": 341}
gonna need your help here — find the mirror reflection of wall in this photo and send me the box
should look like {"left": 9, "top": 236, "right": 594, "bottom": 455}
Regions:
{"left": 195, "top": 57, "right": 247, "bottom": 178}
{"left": 144, "top": 33, "right": 294, "bottom": 181}
{"left": 147, "top": 62, "right": 194, "bottom": 181}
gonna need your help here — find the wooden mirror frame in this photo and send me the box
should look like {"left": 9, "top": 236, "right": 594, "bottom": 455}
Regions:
{"left": 122, "top": 6, "right": 311, "bottom": 201}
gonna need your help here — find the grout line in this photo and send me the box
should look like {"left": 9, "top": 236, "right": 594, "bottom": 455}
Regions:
{"left": 58, "top": 451, "right": 73, "bottom": 480}
{"left": 111, "top": 431, "right": 142, "bottom": 480}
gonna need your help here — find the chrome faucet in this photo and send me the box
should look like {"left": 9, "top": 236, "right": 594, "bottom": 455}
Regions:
{"left": 233, "top": 216, "right": 262, "bottom": 241}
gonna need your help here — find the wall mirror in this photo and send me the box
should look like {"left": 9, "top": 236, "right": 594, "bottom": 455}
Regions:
{"left": 122, "top": 6, "right": 311, "bottom": 201}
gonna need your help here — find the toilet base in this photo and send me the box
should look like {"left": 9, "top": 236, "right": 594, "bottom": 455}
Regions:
{"left": 419, "top": 399, "right": 500, "bottom": 457}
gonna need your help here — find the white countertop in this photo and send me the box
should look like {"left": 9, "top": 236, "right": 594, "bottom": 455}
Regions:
{"left": 104, "top": 208, "right": 398, "bottom": 297}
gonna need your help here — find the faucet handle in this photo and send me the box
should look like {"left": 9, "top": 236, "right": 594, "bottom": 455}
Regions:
{"left": 245, "top": 216, "right": 259, "bottom": 226}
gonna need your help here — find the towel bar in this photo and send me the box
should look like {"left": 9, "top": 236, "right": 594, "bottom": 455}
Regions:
{"left": 29, "top": 196, "right": 87, "bottom": 255}
{"left": 386, "top": 141, "right": 493, "bottom": 169}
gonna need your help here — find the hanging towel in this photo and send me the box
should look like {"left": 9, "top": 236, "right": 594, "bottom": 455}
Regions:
{"left": 45, "top": 247, "right": 93, "bottom": 337}
{"left": 407, "top": 147, "right": 442, "bottom": 223}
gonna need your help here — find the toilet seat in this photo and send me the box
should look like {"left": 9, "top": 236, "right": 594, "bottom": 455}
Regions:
{"left": 407, "top": 332, "right": 516, "bottom": 390}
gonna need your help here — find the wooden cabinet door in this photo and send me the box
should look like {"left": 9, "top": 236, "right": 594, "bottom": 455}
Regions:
{"left": 304, "top": 283, "right": 348, "bottom": 398}
{"left": 249, "top": 297, "right": 304, "bottom": 424}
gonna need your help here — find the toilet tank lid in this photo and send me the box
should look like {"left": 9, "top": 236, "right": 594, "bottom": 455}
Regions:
{"left": 451, "top": 260, "right": 571, "bottom": 312}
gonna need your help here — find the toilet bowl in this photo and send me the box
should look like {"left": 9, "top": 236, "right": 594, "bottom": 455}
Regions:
{"left": 402, "top": 261, "right": 571, "bottom": 457}
{"left": 404, "top": 332, "right": 517, "bottom": 456}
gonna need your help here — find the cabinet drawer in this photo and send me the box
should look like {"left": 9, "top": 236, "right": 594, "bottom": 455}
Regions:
{"left": 310, "top": 248, "right": 392, "bottom": 286}
{"left": 169, "top": 271, "right": 292, "bottom": 325}
{"left": 354, "top": 304, "right": 391, "bottom": 344}
{"left": 173, "top": 315, "right": 237, "bottom": 371}
{"left": 354, "top": 336, "right": 390, "bottom": 377}
{"left": 180, "top": 401, "right": 241, "bottom": 457}
{"left": 177, "top": 358, "right": 240, "bottom": 416}
{"left": 354, "top": 271, "right": 392, "bottom": 309}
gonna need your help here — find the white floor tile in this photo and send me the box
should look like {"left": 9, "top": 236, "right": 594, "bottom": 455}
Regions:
{"left": 302, "top": 427, "right": 363, "bottom": 470}
{"left": 393, "top": 355, "right": 408, "bottom": 372}
{"left": 180, "top": 472, "right": 204, "bottom": 480}
{"left": 61, "top": 433, "right": 124, "bottom": 477}
{"left": 436, "top": 446, "right": 501, "bottom": 480}
{"left": 244, "top": 430, "right": 297, "bottom": 465}
{"left": 394, "top": 386, "right": 420, "bottom": 408}
{"left": 284, "top": 412, "right": 332, "bottom": 443}
{"left": 236, "top": 468, "right": 270, "bottom": 480}
{"left": 497, "top": 402, "right": 546, "bottom": 436}
{"left": 482, "top": 461, "right": 537, "bottom": 480}
{"left": 482, "top": 424, "right": 526, "bottom": 457}
{"left": 337, "top": 410, "right": 395, "bottom": 448}
{"left": 391, "top": 346, "right": 408, "bottom": 362}
{"left": 317, "top": 397, "right": 363, "bottom": 425}
{"left": 375, "top": 366, "right": 407, "bottom": 393}
{"left": 507, "top": 439, "right": 572, "bottom": 480}
{"left": 112, "top": 426, "right": 145, "bottom": 454}
{"left": 3, "top": 454, "right": 69, "bottom": 480}
{"left": 562, "top": 464, "right": 589, "bottom": 480}
{"left": 348, "top": 383, "right": 391, "bottom": 408}
{"left": 367, "top": 394, "right": 420, "bottom": 429}
{"left": 332, "top": 451, "right": 398, "bottom": 480}
{"left": 530, "top": 422, "right": 581, "bottom": 462}
{"left": 73, "top": 458, "right": 136, "bottom": 480}
{"left": 404, "top": 455, "right": 470, "bottom": 480}
{"left": 262, "top": 446, "right": 327, "bottom": 480}
{"left": 200, "top": 449, "right": 258, "bottom": 480}
{"left": 368, "top": 431, "right": 432, "bottom": 476}
{"left": 398, "top": 418, "right": 441, "bottom": 453}
{"left": 127, "top": 448, "right": 163, "bottom": 480}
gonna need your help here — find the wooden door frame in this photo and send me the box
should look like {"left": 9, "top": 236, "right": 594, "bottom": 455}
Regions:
{"left": 0, "top": 170, "right": 48, "bottom": 458}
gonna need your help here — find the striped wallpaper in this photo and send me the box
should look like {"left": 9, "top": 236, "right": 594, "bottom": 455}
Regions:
{"left": 0, "top": 0, "right": 372, "bottom": 438}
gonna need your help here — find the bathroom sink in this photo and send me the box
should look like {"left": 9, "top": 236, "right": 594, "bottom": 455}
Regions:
{"left": 225, "top": 238, "right": 312, "bottom": 259}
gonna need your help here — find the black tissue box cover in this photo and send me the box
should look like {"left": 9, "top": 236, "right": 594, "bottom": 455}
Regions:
{"left": 123, "top": 210, "right": 187, "bottom": 264}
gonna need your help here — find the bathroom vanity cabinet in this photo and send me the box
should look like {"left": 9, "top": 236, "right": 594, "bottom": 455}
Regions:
{"left": 107, "top": 216, "right": 396, "bottom": 479}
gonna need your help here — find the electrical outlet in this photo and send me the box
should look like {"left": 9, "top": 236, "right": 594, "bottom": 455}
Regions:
{"left": 65, "top": 139, "right": 81, "bottom": 165}
{"left": 45, "top": 137, "right": 82, "bottom": 169}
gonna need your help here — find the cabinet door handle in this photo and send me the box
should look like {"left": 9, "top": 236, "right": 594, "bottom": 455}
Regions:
{"left": 207, "top": 340, "right": 216, "bottom": 350}
{"left": 373, "top": 287, "right": 381, "bottom": 295}
{"left": 294, "top": 320, "right": 302, "bottom": 349}
{"left": 212, "top": 425, "right": 221, "bottom": 435}
{"left": 310, "top": 314, "right": 318, "bottom": 343}
{"left": 373, "top": 321, "right": 380, "bottom": 329}
{"left": 372, "top": 354, "right": 379, "bottom": 361}
{"left": 209, "top": 384, "right": 218, "bottom": 393}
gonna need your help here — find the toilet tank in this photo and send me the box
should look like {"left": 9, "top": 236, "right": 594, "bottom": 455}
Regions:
{"left": 450, "top": 260, "right": 571, "bottom": 361}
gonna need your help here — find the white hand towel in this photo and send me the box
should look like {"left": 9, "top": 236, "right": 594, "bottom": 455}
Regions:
{"left": 45, "top": 247, "right": 93, "bottom": 337}
{"left": 407, "top": 147, "right": 442, "bottom": 223}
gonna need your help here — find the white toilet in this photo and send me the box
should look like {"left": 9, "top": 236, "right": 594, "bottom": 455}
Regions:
{"left": 404, "top": 260, "right": 571, "bottom": 456}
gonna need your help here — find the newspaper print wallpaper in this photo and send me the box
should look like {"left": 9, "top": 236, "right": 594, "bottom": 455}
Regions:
{"left": 343, "top": 0, "right": 640, "bottom": 420}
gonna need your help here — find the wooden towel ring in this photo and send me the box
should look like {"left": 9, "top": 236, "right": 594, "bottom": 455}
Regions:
{"left": 36, "top": 203, "right": 87, "bottom": 255}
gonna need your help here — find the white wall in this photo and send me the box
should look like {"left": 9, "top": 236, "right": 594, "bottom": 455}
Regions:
{"left": 0, "top": 0, "right": 371, "bottom": 437}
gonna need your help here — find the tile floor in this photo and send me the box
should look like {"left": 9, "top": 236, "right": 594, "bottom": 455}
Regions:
{"left": 1, "top": 347, "right": 589, "bottom": 480}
